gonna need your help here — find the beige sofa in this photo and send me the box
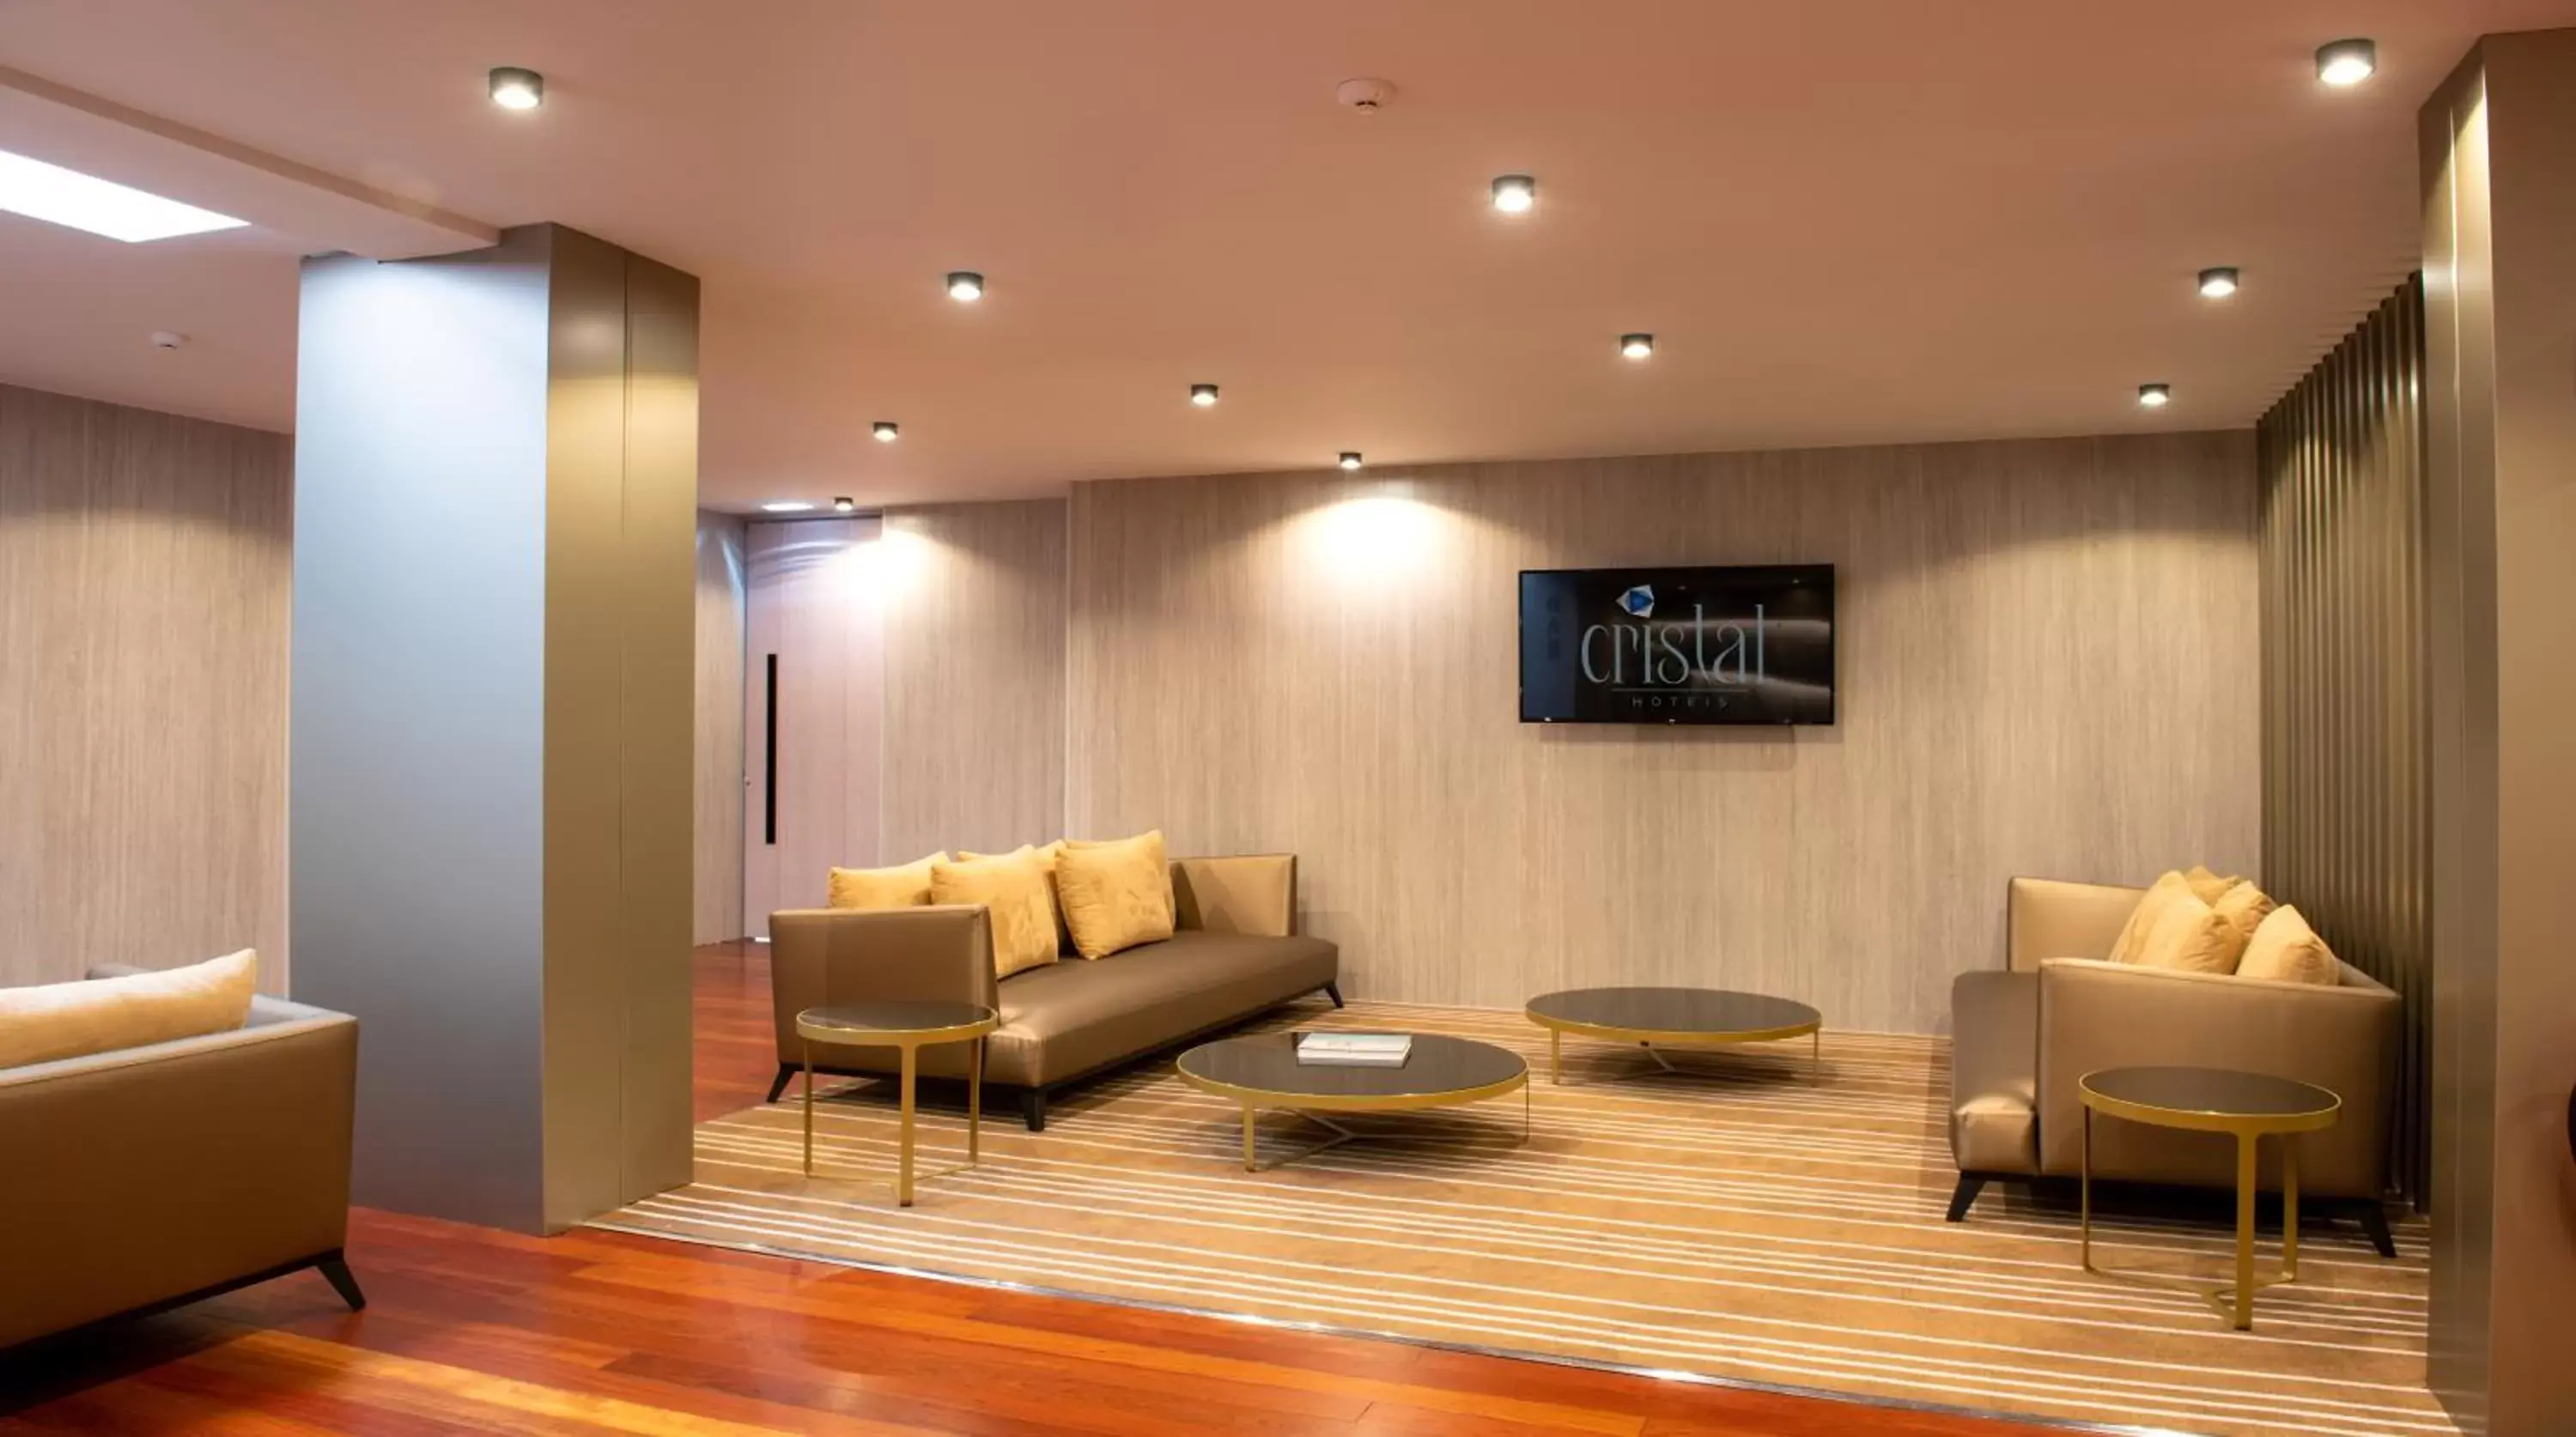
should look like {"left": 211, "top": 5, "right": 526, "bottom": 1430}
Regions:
{"left": 767, "top": 853, "right": 1339, "bottom": 1130}
{"left": 1947, "top": 877, "right": 2401, "bottom": 1255}
{"left": 0, "top": 973, "right": 363, "bottom": 1348}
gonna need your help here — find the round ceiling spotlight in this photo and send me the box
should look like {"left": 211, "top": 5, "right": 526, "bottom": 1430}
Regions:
{"left": 1491, "top": 173, "right": 1537, "bottom": 213}
{"left": 872, "top": 421, "right": 899, "bottom": 442}
{"left": 2137, "top": 383, "right": 2172, "bottom": 409}
{"left": 2316, "top": 39, "right": 2377, "bottom": 87}
{"left": 833, "top": 496, "right": 857, "bottom": 513}
{"left": 1619, "top": 333, "right": 1656, "bottom": 361}
{"left": 2197, "top": 267, "right": 2240, "bottom": 299}
{"left": 761, "top": 500, "right": 816, "bottom": 513}
{"left": 489, "top": 67, "right": 544, "bottom": 111}
{"left": 1339, "top": 452, "right": 1364, "bottom": 470}
{"left": 945, "top": 270, "right": 985, "bottom": 302}
{"left": 1189, "top": 383, "right": 1220, "bottom": 407}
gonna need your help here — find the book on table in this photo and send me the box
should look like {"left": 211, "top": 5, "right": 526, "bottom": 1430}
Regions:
{"left": 1297, "top": 1032, "right": 1412, "bottom": 1067}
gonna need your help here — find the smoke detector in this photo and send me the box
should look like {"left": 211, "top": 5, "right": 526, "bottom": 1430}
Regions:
{"left": 1335, "top": 77, "right": 1395, "bottom": 112}
{"left": 149, "top": 330, "right": 188, "bottom": 350}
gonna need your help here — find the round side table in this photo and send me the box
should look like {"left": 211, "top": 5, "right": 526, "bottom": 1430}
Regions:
{"left": 796, "top": 1001, "right": 999, "bottom": 1206}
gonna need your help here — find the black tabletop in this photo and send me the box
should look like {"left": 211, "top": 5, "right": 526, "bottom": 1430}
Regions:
{"left": 2082, "top": 1065, "right": 2339, "bottom": 1119}
{"left": 798, "top": 1001, "right": 996, "bottom": 1036}
{"left": 1525, "top": 986, "right": 1820, "bottom": 1037}
{"left": 1178, "top": 1032, "right": 1525, "bottom": 1100}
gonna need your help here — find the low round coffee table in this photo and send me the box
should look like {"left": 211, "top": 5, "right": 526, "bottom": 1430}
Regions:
{"left": 2079, "top": 1066, "right": 2342, "bottom": 1331}
{"left": 1176, "top": 1032, "right": 1528, "bottom": 1172}
{"left": 795, "top": 1001, "right": 999, "bottom": 1206}
{"left": 1523, "top": 986, "right": 1822, "bottom": 1085}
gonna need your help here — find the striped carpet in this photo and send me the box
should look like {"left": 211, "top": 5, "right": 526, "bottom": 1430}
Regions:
{"left": 598, "top": 997, "right": 2448, "bottom": 1437}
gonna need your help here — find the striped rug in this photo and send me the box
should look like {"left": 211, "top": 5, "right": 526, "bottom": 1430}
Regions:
{"left": 598, "top": 997, "right": 2448, "bottom": 1437}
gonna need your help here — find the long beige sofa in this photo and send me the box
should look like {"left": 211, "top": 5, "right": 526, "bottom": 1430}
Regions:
{"left": 1947, "top": 877, "right": 2401, "bottom": 1254}
{"left": 0, "top": 973, "right": 363, "bottom": 1348}
{"left": 767, "top": 853, "right": 1339, "bottom": 1130}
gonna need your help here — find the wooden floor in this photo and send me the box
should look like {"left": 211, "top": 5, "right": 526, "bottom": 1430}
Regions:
{"left": 0, "top": 944, "right": 2053, "bottom": 1437}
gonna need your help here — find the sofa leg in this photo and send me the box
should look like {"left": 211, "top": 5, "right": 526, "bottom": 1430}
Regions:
{"left": 2354, "top": 1200, "right": 2397, "bottom": 1258}
{"left": 1022, "top": 1088, "right": 1048, "bottom": 1132}
{"left": 763, "top": 1063, "right": 796, "bottom": 1105}
{"left": 1324, "top": 982, "right": 1345, "bottom": 1010}
{"left": 316, "top": 1253, "right": 366, "bottom": 1312}
{"left": 1946, "top": 1173, "right": 1989, "bottom": 1222}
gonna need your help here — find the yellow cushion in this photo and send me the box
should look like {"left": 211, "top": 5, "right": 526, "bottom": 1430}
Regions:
{"left": 2135, "top": 893, "right": 2242, "bottom": 975}
{"left": 1054, "top": 830, "right": 1177, "bottom": 960}
{"left": 2184, "top": 864, "right": 2241, "bottom": 906}
{"left": 0, "top": 949, "right": 258, "bottom": 1070}
{"left": 961, "top": 840, "right": 1072, "bottom": 952}
{"left": 2237, "top": 905, "right": 2342, "bottom": 985}
{"left": 2109, "top": 871, "right": 2194, "bottom": 964}
{"left": 930, "top": 848, "right": 1060, "bottom": 979}
{"left": 827, "top": 852, "right": 945, "bottom": 911}
{"left": 2211, "top": 881, "right": 2275, "bottom": 951}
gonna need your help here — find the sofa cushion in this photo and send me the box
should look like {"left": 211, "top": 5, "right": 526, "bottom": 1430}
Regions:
{"left": 2108, "top": 870, "right": 2194, "bottom": 965}
{"left": 987, "top": 931, "right": 1338, "bottom": 1087}
{"left": 2183, "top": 864, "right": 2240, "bottom": 905}
{"left": 1056, "top": 831, "right": 1178, "bottom": 960}
{"left": 2136, "top": 893, "right": 2242, "bottom": 975}
{"left": 1949, "top": 971, "right": 2040, "bottom": 1176}
{"left": 0, "top": 949, "right": 258, "bottom": 1070}
{"left": 2237, "top": 905, "right": 2340, "bottom": 985}
{"left": 828, "top": 852, "right": 945, "bottom": 910}
{"left": 931, "top": 849, "right": 1060, "bottom": 979}
{"left": 2211, "top": 881, "right": 2275, "bottom": 951}
{"left": 964, "top": 840, "right": 1072, "bottom": 952}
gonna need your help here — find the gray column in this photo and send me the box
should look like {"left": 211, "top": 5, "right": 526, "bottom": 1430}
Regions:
{"left": 2420, "top": 31, "right": 2576, "bottom": 1436}
{"left": 291, "top": 224, "right": 696, "bottom": 1233}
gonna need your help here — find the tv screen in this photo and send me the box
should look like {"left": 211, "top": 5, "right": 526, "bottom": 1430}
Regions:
{"left": 1518, "top": 565, "right": 1836, "bottom": 725}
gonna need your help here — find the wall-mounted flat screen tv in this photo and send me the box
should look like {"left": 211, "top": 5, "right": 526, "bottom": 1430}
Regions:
{"left": 1518, "top": 565, "right": 1836, "bottom": 725}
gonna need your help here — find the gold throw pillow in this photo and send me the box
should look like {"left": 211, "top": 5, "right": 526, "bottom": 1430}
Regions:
{"left": 961, "top": 840, "right": 1072, "bottom": 952}
{"left": 2211, "top": 881, "right": 2275, "bottom": 951}
{"left": 0, "top": 949, "right": 258, "bottom": 1070}
{"left": 2135, "top": 893, "right": 2241, "bottom": 974}
{"left": 1055, "top": 830, "right": 1177, "bottom": 960}
{"left": 827, "top": 852, "right": 945, "bottom": 911}
{"left": 2109, "top": 871, "right": 2195, "bottom": 965}
{"left": 2237, "top": 905, "right": 2342, "bottom": 985}
{"left": 930, "top": 848, "right": 1060, "bottom": 979}
{"left": 2183, "top": 864, "right": 2241, "bottom": 906}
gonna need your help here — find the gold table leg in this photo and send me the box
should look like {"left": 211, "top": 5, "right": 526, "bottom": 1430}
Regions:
{"left": 2232, "top": 1131, "right": 2257, "bottom": 1330}
{"left": 2080, "top": 1104, "right": 2094, "bottom": 1270}
{"left": 1242, "top": 1105, "right": 1258, "bottom": 1172}
{"left": 968, "top": 1037, "right": 984, "bottom": 1166}
{"left": 1812, "top": 1028, "right": 1822, "bottom": 1085}
{"left": 801, "top": 1042, "right": 816, "bottom": 1178}
{"left": 898, "top": 1042, "right": 918, "bottom": 1208}
{"left": 2281, "top": 1134, "right": 2300, "bottom": 1282}
{"left": 1549, "top": 1029, "right": 1561, "bottom": 1085}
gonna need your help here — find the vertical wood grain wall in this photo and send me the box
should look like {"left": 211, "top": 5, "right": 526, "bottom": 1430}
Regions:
{"left": 693, "top": 512, "right": 747, "bottom": 943}
{"left": 0, "top": 383, "right": 291, "bottom": 992}
{"left": 2256, "top": 278, "right": 2431, "bottom": 1204}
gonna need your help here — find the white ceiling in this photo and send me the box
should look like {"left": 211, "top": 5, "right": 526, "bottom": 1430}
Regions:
{"left": 2, "top": 0, "right": 2570, "bottom": 510}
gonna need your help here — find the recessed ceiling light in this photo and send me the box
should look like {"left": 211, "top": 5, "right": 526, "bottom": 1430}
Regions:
{"left": 761, "top": 500, "right": 816, "bottom": 513}
{"left": 0, "top": 148, "right": 246, "bottom": 243}
{"left": 1190, "top": 383, "right": 1220, "bottom": 407}
{"left": 833, "top": 496, "right": 857, "bottom": 513}
{"left": 2316, "top": 39, "right": 2377, "bottom": 87}
{"left": 872, "top": 421, "right": 899, "bottom": 442}
{"left": 489, "top": 66, "right": 544, "bottom": 111}
{"left": 2197, "top": 268, "right": 2240, "bottom": 299}
{"left": 2138, "top": 383, "right": 2172, "bottom": 409}
{"left": 1340, "top": 452, "right": 1364, "bottom": 470}
{"left": 946, "top": 270, "right": 984, "bottom": 302}
{"left": 1491, "top": 174, "right": 1537, "bottom": 213}
{"left": 1619, "top": 333, "right": 1656, "bottom": 361}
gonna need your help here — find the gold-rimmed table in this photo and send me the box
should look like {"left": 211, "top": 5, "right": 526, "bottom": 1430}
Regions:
{"left": 1176, "top": 1032, "right": 1529, "bottom": 1172}
{"left": 1523, "top": 986, "right": 1823, "bottom": 1085}
{"left": 2079, "top": 1065, "right": 2343, "bottom": 1331}
{"left": 795, "top": 1000, "right": 999, "bottom": 1207}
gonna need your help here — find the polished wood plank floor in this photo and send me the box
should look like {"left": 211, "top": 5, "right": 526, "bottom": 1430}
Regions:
{"left": 0, "top": 944, "right": 2053, "bottom": 1437}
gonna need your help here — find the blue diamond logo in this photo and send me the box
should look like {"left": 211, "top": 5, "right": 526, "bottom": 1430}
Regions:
{"left": 1618, "top": 585, "right": 1655, "bottom": 619}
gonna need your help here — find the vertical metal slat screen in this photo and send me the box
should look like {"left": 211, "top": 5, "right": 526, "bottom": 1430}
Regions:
{"left": 2256, "top": 276, "right": 2431, "bottom": 1206}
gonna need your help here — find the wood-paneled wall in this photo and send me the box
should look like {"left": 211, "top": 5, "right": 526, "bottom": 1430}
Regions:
{"left": 881, "top": 500, "right": 1067, "bottom": 858}
{"left": 693, "top": 512, "right": 746, "bottom": 943}
{"left": 1068, "top": 433, "right": 2259, "bottom": 1034}
{"left": 0, "top": 383, "right": 291, "bottom": 991}
{"left": 2257, "top": 278, "right": 2430, "bottom": 1203}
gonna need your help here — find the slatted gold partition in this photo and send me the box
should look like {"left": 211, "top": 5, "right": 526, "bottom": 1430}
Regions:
{"left": 2256, "top": 276, "right": 2430, "bottom": 1204}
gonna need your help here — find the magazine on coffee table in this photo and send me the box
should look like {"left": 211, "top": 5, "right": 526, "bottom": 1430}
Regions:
{"left": 1296, "top": 1031, "right": 1413, "bottom": 1067}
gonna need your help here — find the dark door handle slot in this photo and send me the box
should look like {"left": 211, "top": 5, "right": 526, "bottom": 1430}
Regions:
{"left": 762, "top": 652, "right": 779, "bottom": 846}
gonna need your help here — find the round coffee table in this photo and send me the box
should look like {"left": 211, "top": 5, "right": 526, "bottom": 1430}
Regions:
{"left": 2079, "top": 1065, "right": 2342, "bottom": 1331}
{"left": 795, "top": 1001, "right": 999, "bottom": 1206}
{"left": 1523, "top": 986, "right": 1822, "bottom": 1085}
{"left": 1176, "top": 1032, "right": 1528, "bottom": 1171}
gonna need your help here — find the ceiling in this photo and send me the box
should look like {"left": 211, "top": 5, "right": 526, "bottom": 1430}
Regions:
{"left": 2, "top": 0, "right": 2570, "bottom": 510}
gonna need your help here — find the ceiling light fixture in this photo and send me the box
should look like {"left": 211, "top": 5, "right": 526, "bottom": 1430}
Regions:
{"left": 946, "top": 270, "right": 984, "bottom": 302}
{"left": 761, "top": 500, "right": 816, "bottom": 513}
{"left": 0, "top": 148, "right": 246, "bottom": 243}
{"left": 1491, "top": 173, "right": 1536, "bottom": 213}
{"left": 1340, "top": 452, "right": 1364, "bottom": 470}
{"left": 2138, "top": 383, "right": 2172, "bottom": 409}
{"left": 2316, "top": 39, "right": 2377, "bottom": 87}
{"left": 872, "top": 421, "right": 899, "bottom": 442}
{"left": 1190, "top": 383, "right": 1220, "bottom": 407}
{"left": 833, "top": 497, "right": 857, "bottom": 513}
{"left": 2197, "top": 267, "right": 2240, "bottom": 299}
{"left": 1620, "top": 333, "right": 1656, "bottom": 361}
{"left": 489, "top": 66, "right": 544, "bottom": 111}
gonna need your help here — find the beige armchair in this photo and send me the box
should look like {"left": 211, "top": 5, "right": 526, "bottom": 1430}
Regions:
{"left": 0, "top": 974, "right": 362, "bottom": 1348}
{"left": 1947, "top": 878, "right": 2401, "bottom": 1256}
